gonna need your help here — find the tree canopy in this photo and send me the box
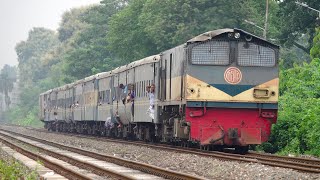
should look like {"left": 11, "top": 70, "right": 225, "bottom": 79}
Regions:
{"left": 15, "top": 28, "right": 60, "bottom": 86}
{"left": 107, "top": 0, "right": 280, "bottom": 63}
{"left": 0, "top": 65, "right": 17, "bottom": 108}
{"left": 276, "top": 0, "right": 320, "bottom": 54}
{"left": 310, "top": 28, "right": 320, "bottom": 59}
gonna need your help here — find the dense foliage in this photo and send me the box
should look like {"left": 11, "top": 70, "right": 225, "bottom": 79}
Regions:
{"left": 276, "top": 0, "right": 320, "bottom": 54}
{"left": 268, "top": 58, "right": 320, "bottom": 155}
{"left": 0, "top": 159, "right": 37, "bottom": 179}
{"left": 310, "top": 28, "right": 320, "bottom": 59}
{"left": 0, "top": 65, "right": 17, "bottom": 109}
{"left": 107, "top": 0, "right": 280, "bottom": 62}
{"left": 1, "top": 0, "right": 319, "bottom": 156}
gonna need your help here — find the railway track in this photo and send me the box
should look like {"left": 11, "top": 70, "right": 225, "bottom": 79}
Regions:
{"left": 0, "top": 136, "right": 91, "bottom": 179}
{"left": 0, "top": 129, "right": 204, "bottom": 180}
{"left": 1, "top": 125, "right": 320, "bottom": 174}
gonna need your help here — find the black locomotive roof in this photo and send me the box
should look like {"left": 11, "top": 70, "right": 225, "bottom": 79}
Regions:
{"left": 187, "top": 28, "right": 279, "bottom": 48}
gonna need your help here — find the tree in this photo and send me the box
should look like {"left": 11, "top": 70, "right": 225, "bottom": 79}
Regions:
{"left": 107, "top": 0, "right": 156, "bottom": 63}
{"left": 58, "top": 7, "right": 90, "bottom": 42}
{"left": 310, "top": 28, "right": 320, "bottom": 59}
{"left": 0, "top": 65, "right": 17, "bottom": 109}
{"left": 62, "top": 2, "right": 128, "bottom": 80}
{"left": 270, "top": 58, "right": 320, "bottom": 156}
{"left": 276, "top": 0, "right": 320, "bottom": 54}
{"left": 138, "top": 0, "right": 242, "bottom": 51}
{"left": 107, "top": 0, "right": 280, "bottom": 63}
{"left": 15, "top": 28, "right": 60, "bottom": 86}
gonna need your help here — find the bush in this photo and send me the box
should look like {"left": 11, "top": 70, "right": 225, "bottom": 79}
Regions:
{"left": 0, "top": 159, "right": 37, "bottom": 180}
{"left": 267, "top": 58, "right": 320, "bottom": 157}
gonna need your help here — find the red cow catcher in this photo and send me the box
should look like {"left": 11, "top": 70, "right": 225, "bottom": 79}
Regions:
{"left": 186, "top": 107, "right": 277, "bottom": 149}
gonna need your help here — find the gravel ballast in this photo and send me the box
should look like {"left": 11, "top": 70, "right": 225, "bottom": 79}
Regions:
{"left": 2, "top": 126, "right": 320, "bottom": 180}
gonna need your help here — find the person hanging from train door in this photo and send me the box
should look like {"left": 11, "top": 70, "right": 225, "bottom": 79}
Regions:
{"left": 126, "top": 84, "right": 135, "bottom": 117}
{"left": 117, "top": 83, "right": 125, "bottom": 128}
{"left": 130, "top": 89, "right": 135, "bottom": 117}
{"left": 119, "top": 83, "right": 128, "bottom": 105}
{"left": 146, "top": 84, "right": 155, "bottom": 120}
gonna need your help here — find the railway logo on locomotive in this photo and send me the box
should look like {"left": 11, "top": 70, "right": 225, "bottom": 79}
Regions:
{"left": 224, "top": 67, "right": 242, "bottom": 84}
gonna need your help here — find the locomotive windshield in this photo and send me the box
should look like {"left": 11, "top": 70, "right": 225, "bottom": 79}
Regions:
{"left": 190, "top": 40, "right": 276, "bottom": 67}
{"left": 238, "top": 42, "right": 276, "bottom": 67}
{"left": 191, "top": 41, "right": 230, "bottom": 65}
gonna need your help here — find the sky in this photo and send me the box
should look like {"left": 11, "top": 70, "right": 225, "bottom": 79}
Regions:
{"left": 0, "top": 0, "right": 101, "bottom": 69}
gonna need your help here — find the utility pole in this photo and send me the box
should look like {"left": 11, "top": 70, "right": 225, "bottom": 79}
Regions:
{"left": 263, "top": 0, "right": 269, "bottom": 40}
{"left": 295, "top": 1, "right": 320, "bottom": 18}
{"left": 244, "top": 0, "right": 269, "bottom": 40}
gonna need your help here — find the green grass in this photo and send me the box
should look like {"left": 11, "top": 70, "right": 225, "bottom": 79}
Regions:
{"left": 0, "top": 159, "right": 37, "bottom": 180}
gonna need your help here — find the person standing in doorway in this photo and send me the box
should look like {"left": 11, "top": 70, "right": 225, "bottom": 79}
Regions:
{"left": 146, "top": 84, "right": 155, "bottom": 120}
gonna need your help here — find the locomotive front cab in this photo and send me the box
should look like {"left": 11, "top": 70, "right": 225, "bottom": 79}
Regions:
{"left": 185, "top": 28, "right": 279, "bottom": 148}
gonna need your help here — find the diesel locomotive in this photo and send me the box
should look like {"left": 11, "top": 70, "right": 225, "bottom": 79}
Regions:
{"left": 39, "top": 28, "right": 279, "bottom": 153}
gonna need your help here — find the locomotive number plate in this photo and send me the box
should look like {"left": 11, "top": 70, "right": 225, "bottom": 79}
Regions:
{"left": 224, "top": 67, "right": 242, "bottom": 84}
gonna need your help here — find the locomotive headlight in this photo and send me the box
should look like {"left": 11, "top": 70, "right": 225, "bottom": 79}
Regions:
{"left": 234, "top": 32, "right": 240, "bottom": 39}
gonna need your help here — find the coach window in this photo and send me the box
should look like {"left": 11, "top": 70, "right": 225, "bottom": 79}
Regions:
{"left": 136, "top": 82, "right": 138, "bottom": 98}
{"left": 144, "top": 81, "right": 146, "bottom": 97}
{"left": 139, "top": 81, "right": 141, "bottom": 97}
{"left": 144, "top": 81, "right": 147, "bottom": 97}
{"left": 142, "top": 81, "right": 145, "bottom": 97}
{"left": 141, "top": 81, "right": 143, "bottom": 97}
{"left": 136, "top": 82, "right": 139, "bottom": 97}
{"left": 98, "top": 91, "right": 103, "bottom": 104}
{"left": 135, "top": 82, "right": 137, "bottom": 98}
{"left": 237, "top": 42, "right": 276, "bottom": 67}
{"left": 138, "top": 81, "right": 141, "bottom": 98}
{"left": 106, "top": 90, "right": 110, "bottom": 103}
{"left": 142, "top": 81, "right": 144, "bottom": 97}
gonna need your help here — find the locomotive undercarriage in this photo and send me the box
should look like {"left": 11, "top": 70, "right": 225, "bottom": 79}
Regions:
{"left": 44, "top": 120, "right": 160, "bottom": 141}
{"left": 44, "top": 105, "right": 196, "bottom": 146}
{"left": 43, "top": 119, "right": 248, "bottom": 153}
{"left": 44, "top": 105, "right": 252, "bottom": 154}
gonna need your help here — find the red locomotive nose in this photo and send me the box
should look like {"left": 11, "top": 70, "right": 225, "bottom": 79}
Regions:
{"left": 186, "top": 107, "right": 276, "bottom": 147}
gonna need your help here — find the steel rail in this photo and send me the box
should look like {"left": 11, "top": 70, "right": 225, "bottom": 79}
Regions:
{"left": 0, "top": 129, "right": 205, "bottom": 180}
{"left": 0, "top": 135, "right": 92, "bottom": 180}
{"left": 2, "top": 125, "right": 320, "bottom": 173}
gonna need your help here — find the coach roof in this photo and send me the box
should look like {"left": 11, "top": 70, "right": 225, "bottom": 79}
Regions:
{"left": 84, "top": 75, "right": 96, "bottom": 82}
{"left": 128, "top": 55, "right": 160, "bottom": 68}
{"left": 96, "top": 71, "right": 113, "bottom": 79}
{"left": 112, "top": 65, "right": 128, "bottom": 74}
{"left": 74, "top": 79, "right": 84, "bottom": 85}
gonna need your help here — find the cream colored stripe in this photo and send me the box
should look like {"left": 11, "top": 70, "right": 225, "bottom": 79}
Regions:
{"left": 186, "top": 74, "right": 279, "bottom": 102}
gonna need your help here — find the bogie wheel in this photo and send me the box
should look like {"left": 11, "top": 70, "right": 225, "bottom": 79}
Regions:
{"left": 235, "top": 145, "right": 249, "bottom": 154}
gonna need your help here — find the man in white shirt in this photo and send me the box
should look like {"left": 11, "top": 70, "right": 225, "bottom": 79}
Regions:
{"left": 146, "top": 84, "right": 155, "bottom": 120}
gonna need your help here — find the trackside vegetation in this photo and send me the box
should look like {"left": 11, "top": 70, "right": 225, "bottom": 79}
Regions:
{"left": 0, "top": 159, "right": 37, "bottom": 179}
